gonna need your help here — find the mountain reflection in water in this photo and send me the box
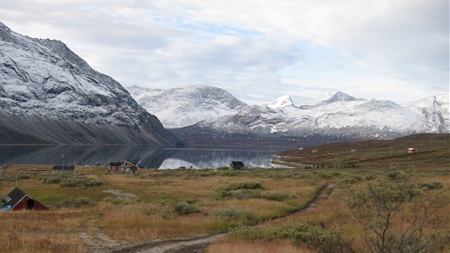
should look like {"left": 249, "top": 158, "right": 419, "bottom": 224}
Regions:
{"left": 0, "top": 145, "right": 295, "bottom": 169}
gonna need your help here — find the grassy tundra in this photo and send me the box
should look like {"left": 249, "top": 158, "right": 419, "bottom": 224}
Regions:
{"left": 0, "top": 133, "right": 448, "bottom": 252}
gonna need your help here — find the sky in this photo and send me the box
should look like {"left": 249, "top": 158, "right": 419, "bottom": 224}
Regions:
{"left": 0, "top": 0, "right": 448, "bottom": 106}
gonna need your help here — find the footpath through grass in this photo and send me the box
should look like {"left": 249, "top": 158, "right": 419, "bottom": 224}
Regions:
{"left": 0, "top": 166, "right": 325, "bottom": 252}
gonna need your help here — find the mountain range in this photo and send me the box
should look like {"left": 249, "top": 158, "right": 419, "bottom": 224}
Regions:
{"left": 129, "top": 86, "right": 449, "bottom": 146}
{"left": 0, "top": 21, "right": 447, "bottom": 147}
{"left": 0, "top": 22, "right": 178, "bottom": 145}
{"left": 127, "top": 85, "right": 247, "bottom": 128}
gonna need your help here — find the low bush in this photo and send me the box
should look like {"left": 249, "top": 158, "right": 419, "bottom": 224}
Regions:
{"left": 210, "top": 208, "right": 256, "bottom": 224}
{"left": 213, "top": 182, "right": 265, "bottom": 200}
{"left": 102, "top": 197, "right": 141, "bottom": 206}
{"left": 173, "top": 203, "right": 199, "bottom": 215}
{"left": 224, "top": 182, "right": 264, "bottom": 191}
{"left": 42, "top": 173, "right": 103, "bottom": 187}
{"left": 89, "top": 180, "right": 104, "bottom": 186}
{"left": 213, "top": 181, "right": 291, "bottom": 202}
{"left": 54, "top": 197, "right": 93, "bottom": 208}
{"left": 419, "top": 181, "right": 444, "bottom": 190}
{"left": 220, "top": 170, "right": 240, "bottom": 177}
{"left": 141, "top": 207, "right": 177, "bottom": 219}
{"left": 228, "top": 189, "right": 261, "bottom": 200}
{"left": 210, "top": 208, "right": 240, "bottom": 220}
{"left": 261, "top": 192, "right": 291, "bottom": 202}
{"left": 230, "top": 222, "right": 351, "bottom": 252}
{"left": 42, "top": 176, "right": 62, "bottom": 184}
{"left": 387, "top": 170, "right": 407, "bottom": 180}
{"left": 3, "top": 174, "right": 31, "bottom": 181}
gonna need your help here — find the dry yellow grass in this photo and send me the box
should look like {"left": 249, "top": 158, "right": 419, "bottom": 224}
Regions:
{"left": 0, "top": 166, "right": 323, "bottom": 251}
{"left": 248, "top": 175, "right": 450, "bottom": 252}
{"left": 1, "top": 163, "right": 448, "bottom": 252}
{"left": 0, "top": 209, "right": 101, "bottom": 253}
{"left": 206, "top": 238, "right": 314, "bottom": 253}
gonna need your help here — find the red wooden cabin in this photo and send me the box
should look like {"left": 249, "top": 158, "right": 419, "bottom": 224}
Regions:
{"left": 2, "top": 187, "right": 49, "bottom": 211}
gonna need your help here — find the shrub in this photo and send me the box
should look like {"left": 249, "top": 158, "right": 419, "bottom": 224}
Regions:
{"left": 210, "top": 208, "right": 240, "bottom": 220}
{"left": 42, "top": 176, "right": 61, "bottom": 184}
{"left": 213, "top": 182, "right": 265, "bottom": 200}
{"left": 261, "top": 192, "right": 291, "bottom": 202}
{"left": 102, "top": 197, "right": 141, "bottom": 206}
{"left": 44, "top": 173, "right": 105, "bottom": 187}
{"left": 419, "top": 181, "right": 444, "bottom": 190}
{"left": 387, "top": 170, "right": 407, "bottom": 180}
{"left": 230, "top": 222, "right": 352, "bottom": 252}
{"left": 54, "top": 197, "right": 93, "bottom": 208}
{"left": 220, "top": 170, "right": 240, "bottom": 177}
{"left": 224, "top": 182, "right": 264, "bottom": 191}
{"left": 141, "top": 207, "right": 176, "bottom": 219}
{"left": 173, "top": 203, "right": 199, "bottom": 215}
{"left": 89, "top": 180, "right": 103, "bottom": 186}
{"left": 346, "top": 176, "right": 450, "bottom": 252}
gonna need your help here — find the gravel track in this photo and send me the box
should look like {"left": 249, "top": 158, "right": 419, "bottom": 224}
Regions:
{"left": 80, "top": 183, "right": 335, "bottom": 253}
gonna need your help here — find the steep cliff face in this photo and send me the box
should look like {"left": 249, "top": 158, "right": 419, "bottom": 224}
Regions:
{"left": 0, "top": 22, "right": 178, "bottom": 145}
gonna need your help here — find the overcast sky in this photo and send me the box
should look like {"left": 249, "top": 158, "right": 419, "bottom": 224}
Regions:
{"left": 1, "top": 0, "right": 448, "bottom": 105}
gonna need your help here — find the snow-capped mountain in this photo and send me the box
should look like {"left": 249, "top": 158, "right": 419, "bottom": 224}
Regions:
{"left": 127, "top": 85, "right": 248, "bottom": 128}
{"left": 0, "top": 22, "right": 178, "bottom": 145}
{"left": 405, "top": 93, "right": 449, "bottom": 133}
{"left": 171, "top": 91, "right": 449, "bottom": 146}
{"left": 264, "top": 95, "right": 294, "bottom": 108}
{"left": 299, "top": 91, "right": 360, "bottom": 109}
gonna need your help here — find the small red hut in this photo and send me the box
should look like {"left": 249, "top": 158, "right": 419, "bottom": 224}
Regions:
{"left": 407, "top": 148, "right": 417, "bottom": 153}
{"left": 2, "top": 188, "right": 49, "bottom": 211}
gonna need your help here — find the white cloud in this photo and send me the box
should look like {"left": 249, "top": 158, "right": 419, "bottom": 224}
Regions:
{"left": 0, "top": 0, "right": 447, "bottom": 106}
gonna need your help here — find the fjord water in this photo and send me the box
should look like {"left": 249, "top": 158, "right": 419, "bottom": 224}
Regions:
{"left": 0, "top": 145, "right": 296, "bottom": 169}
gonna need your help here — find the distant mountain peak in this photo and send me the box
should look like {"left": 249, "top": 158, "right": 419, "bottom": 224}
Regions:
{"left": 266, "top": 95, "right": 294, "bottom": 108}
{"left": 312, "top": 91, "right": 357, "bottom": 105}
{"left": 300, "top": 91, "right": 358, "bottom": 109}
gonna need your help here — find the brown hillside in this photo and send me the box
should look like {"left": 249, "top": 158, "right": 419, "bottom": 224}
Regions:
{"left": 278, "top": 133, "right": 450, "bottom": 170}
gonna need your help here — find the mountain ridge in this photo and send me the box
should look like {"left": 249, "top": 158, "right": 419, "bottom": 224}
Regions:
{"left": 127, "top": 85, "right": 248, "bottom": 128}
{"left": 158, "top": 89, "right": 448, "bottom": 146}
{"left": 0, "top": 21, "right": 178, "bottom": 145}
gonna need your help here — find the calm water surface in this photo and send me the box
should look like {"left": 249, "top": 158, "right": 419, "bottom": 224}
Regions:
{"left": 0, "top": 145, "right": 297, "bottom": 169}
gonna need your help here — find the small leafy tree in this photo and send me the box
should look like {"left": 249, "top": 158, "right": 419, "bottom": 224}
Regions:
{"left": 346, "top": 173, "right": 449, "bottom": 252}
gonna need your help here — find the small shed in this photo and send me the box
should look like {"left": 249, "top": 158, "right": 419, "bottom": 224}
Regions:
{"left": 109, "top": 162, "right": 123, "bottom": 172}
{"left": 407, "top": 148, "right": 417, "bottom": 153}
{"left": 52, "top": 165, "right": 75, "bottom": 173}
{"left": 108, "top": 161, "right": 138, "bottom": 173}
{"left": 2, "top": 187, "right": 49, "bottom": 211}
{"left": 230, "top": 161, "right": 245, "bottom": 170}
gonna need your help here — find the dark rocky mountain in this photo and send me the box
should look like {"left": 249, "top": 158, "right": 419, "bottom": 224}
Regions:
{"left": 0, "top": 22, "right": 178, "bottom": 145}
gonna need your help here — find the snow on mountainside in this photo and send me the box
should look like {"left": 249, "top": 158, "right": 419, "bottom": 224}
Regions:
{"left": 264, "top": 95, "right": 294, "bottom": 108}
{"left": 171, "top": 91, "right": 449, "bottom": 146}
{"left": 405, "top": 93, "right": 449, "bottom": 133}
{"left": 127, "top": 85, "right": 248, "bottom": 128}
{"left": 0, "top": 22, "right": 178, "bottom": 145}
{"left": 300, "top": 91, "right": 360, "bottom": 109}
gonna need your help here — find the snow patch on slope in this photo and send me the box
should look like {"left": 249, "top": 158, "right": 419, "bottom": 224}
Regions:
{"left": 265, "top": 95, "right": 294, "bottom": 108}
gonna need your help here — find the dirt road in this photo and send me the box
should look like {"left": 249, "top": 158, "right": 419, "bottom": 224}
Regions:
{"left": 80, "top": 183, "right": 334, "bottom": 253}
